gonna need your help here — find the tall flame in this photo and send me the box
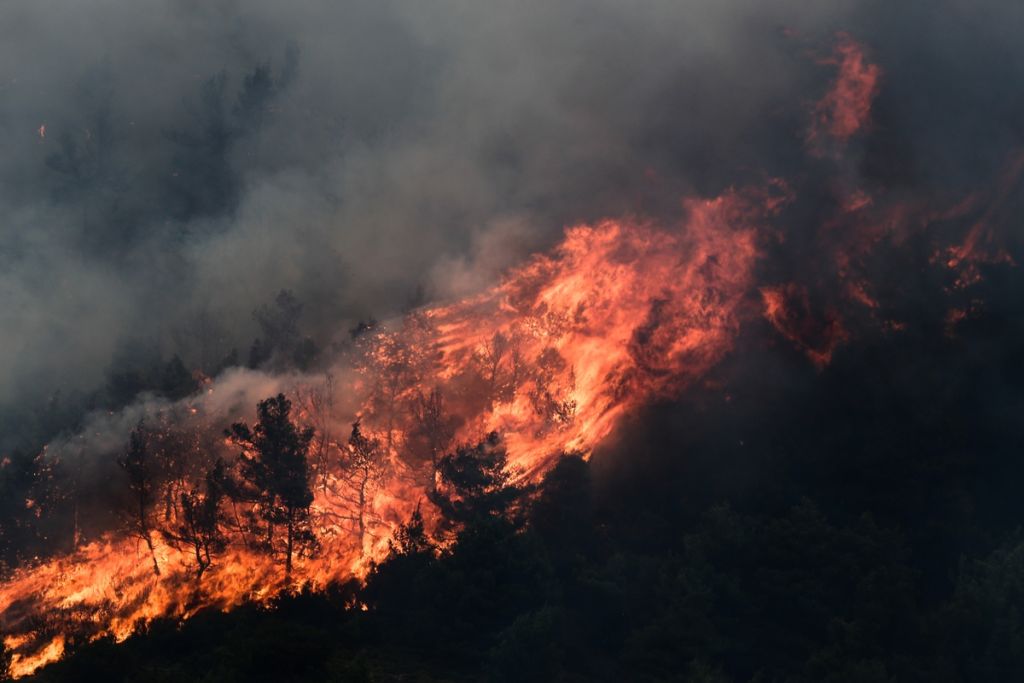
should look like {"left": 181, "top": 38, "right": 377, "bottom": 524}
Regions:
{"left": 0, "top": 187, "right": 779, "bottom": 677}
{"left": 2, "top": 34, "right": 1016, "bottom": 678}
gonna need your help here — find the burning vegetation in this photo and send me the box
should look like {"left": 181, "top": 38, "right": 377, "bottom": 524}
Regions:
{"left": 0, "top": 186, "right": 774, "bottom": 676}
{"left": 1, "top": 23, "right": 1023, "bottom": 682}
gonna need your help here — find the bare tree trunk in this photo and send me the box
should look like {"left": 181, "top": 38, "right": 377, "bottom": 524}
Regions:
{"left": 143, "top": 530, "right": 161, "bottom": 576}
{"left": 165, "top": 484, "right": 174, "bottom": 522}
{"left": 430, "top": 452, "right": 439, "bottom": 495}
{"left": 386, "top": 403, "right": 395, "bottom": 453}
{"left": 230, "top": 500, "right": 250, "bottom": 550}
{"left": 357, "top": 471, "right": 367, "bottom": 554}
{"left": 139, "top": 496, "right": 160, "bottom": 576}
{"left": 72, "top": 449, "right": 84, "bottom": 551}
{"left": 193, "top": 540, "right": 207, "bottom": 581}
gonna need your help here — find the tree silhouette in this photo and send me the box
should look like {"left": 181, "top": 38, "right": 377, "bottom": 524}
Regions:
{"left": 164, "top": 73, "right": 236, "bottom": 221}
{"left": 340, "top": 420, "right": 385, "bottom": 554}
{"left": 428, "top": 432, "right": 528, "bottom": 529}
{"left": 170, "top": 459, "right": 227, "bottom": 580}
{"left": 227, "top": 394, "right": 315, "bottom": 575}
{"left": 297, "top": 373, "right": 337, "bottom": 494}
{"left": 0, "top": 450, "right": 45, "bottom": 566}
{"left": 249, "top": 290, "right": 319, "bottom": 370}
{"left": 389, "top": 506, "right": 434, "bottom": 558}
{"left": 409, "top": 388, "right": 456, "bottom": 493}
{"left": 0, "top": 629, "right": 11, "bottom": 680}
{"left": 117, "top": 422, "right": 161, "bottom": 576}
{"left": 471, "top": 330, "right": 526, "bottom": 406}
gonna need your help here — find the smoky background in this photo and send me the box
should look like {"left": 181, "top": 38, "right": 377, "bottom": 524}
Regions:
{"left": 1, "top": 0, "right": 1022, "bottom": 453}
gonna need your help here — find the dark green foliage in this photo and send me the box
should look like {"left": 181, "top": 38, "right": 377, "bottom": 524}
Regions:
{"left": 21, "top": 259, "right": 1024, "bottom": 682}
{"left": 227, "top": 394, "right": 316, "bottom": 575}
{"left": 427, "top": 432, "right": 529, "bottom": 529}
{"left": 360, "top": 435, "right": 548, "bottom": 668}
{"left": 936, "top": 536, "right": 1024, "bottom": 681}
{"left": 24, "top": 448, "right": 1024, "bottom": 683}
{"left": 486, "top": 607, "right": 564, "bottom": 683}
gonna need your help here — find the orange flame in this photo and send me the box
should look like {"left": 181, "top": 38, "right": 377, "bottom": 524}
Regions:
{"left": 807, "top": 33, "right": 881, "bottom": 154}
{"left": 0, "top": 187, "right": 781, "bottom": 677}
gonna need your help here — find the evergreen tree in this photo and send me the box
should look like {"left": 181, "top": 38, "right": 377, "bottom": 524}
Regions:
{"left": 428, "top": 432, "right": 528, "bottom": 530}
{"left": 227, "top": 394, "right": 315, "bottom": 575}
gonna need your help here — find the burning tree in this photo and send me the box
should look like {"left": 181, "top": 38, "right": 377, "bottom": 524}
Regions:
{"left": 339, "top": 420, "right": 386, "bottom": 554}
{"left": 168, "top": 459, "right": 227, "bottom": 580}
{"left": 148, "top": 424, "right": 203, "bottom": 523}
{"left": 296, "top": 372, "right": 337, "bottom": 494}
{"left": 226, "top": 394, "right": 316, "bottom": 575}
{"left": 470, "top": 330, "right": 526, "bottom": 406}
{"left": 357, "top": 315, "right": 439, "bottom": 452}
{"left": 409, "top": 388, "right": 457, "bottom": 493}
{"left": 528, "top": 347, "right": 577, "bottom": 430}
{"left": 117, "top": 422, "right": 161, "bottom": 576}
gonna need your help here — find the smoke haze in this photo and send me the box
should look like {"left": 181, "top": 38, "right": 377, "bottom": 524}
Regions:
{"left": 1, "top": 0, "right": 1022, "bottom": 424}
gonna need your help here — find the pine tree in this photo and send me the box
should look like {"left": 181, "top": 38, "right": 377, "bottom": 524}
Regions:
{"left": 227, "top": 394, "right": 315, "bottom": 575}
{"left": 428, "top": 432, "right": 528, "bottom": 529}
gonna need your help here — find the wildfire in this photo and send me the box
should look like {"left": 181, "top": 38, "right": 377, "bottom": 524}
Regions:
{"left": 0, "top": 185, "right": 783, "bottom": 677}
{"left": 807, "top": 32, "right": 881, "bottom": 154}
{"left": 0, "top": 33, "right": 1016, "bottom": 679}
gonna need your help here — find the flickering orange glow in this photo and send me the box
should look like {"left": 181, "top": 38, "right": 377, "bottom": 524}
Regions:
{"left": 808, "top": 33, "right": 881, "bottom": 153}
{"left": 1, "top": 32, "right": 1015, "bottom": 678}
{"left": 0, "top": 187, "right": 783, "bottom": 677}
{"left": 760, "top": 284, "right": 848, "bottom": 368}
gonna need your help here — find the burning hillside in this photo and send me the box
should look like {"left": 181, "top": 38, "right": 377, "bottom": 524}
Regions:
{"left": 2, "top": 11, "right": 1023, "bottom": 680}
{"left": 0, "top": 183, "right": 779, "bottom": 676}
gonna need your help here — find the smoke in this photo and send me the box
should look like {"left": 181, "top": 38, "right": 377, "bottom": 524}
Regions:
{"left": 1, "top": 0, "right": 1022, "bottom": 427}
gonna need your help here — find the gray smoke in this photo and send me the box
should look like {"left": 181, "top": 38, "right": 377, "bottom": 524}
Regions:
{"left": 1, "top": 0, "right": 1021, "bottom": 429}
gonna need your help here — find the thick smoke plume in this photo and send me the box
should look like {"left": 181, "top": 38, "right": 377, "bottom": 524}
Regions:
{"left": 2, "top": 0, "right": 1024, "bottom": 678}
{"left": 2, "top": 0, "right": 1021, "bottom": 417}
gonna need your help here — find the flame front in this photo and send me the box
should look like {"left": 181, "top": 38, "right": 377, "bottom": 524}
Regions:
{"left": 0, "top": 189, "right": 775, "bottom": 677}
{"left": 3, "top": 33, "right": 1017, "bottom": 678}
